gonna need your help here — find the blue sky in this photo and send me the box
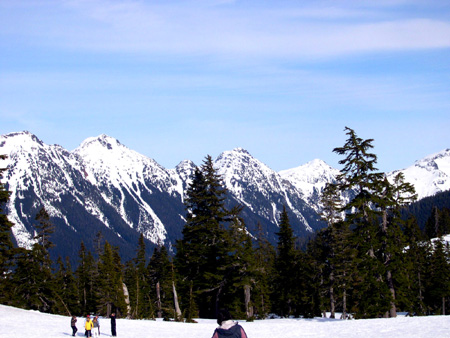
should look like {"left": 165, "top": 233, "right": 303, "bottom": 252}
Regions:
{"left": 1, "top": 0, "right": 450, "bottom": 172}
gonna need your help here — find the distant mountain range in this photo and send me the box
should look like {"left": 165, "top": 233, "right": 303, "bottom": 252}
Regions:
{"left": 1, "top": 131, "right": 449, "bottom": 263}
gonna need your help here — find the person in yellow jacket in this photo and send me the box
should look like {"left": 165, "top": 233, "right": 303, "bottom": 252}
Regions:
{"left": 85, "top": 315, "right": 94, "bottom": 337}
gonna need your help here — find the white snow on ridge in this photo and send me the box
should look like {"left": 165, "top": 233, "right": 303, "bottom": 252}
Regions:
{"left": 168, "top": 159, "right": 197, "bottom": 202}
{"left": 216, "top": 148, "right": 283, "bottom": 193}
{"left": 216, "top": 148, "right": 303, "bottom": 225}
{"left": 279, "top": 159, "right": 340, "bottom": 202}
{"left": 1, "top": 132, "right": 170, "bottom": 246}
{"left": 73, "top": 134, "right": 168, "bottom": 243}
{"left": 0, "top": 132, "right": 77, "bottom": 246}
{"left": 388, "top": 149, "right": 450, "bottom": 200}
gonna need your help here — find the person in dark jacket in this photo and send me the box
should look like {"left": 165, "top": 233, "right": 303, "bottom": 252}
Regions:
{"left": 110, "top": 313, "right": 117, "bottom": 337}
{"left": 71, "top": 315, "right": 78, "bottom": 336}
{"left": 211, "top": 309, "right": 248, "bottom": 338}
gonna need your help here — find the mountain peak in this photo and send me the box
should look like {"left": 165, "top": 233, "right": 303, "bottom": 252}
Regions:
{"left": 232, "top": 147, "right": 251, "bottom": 155}
{"left": 175, "top": 159, "right": 196, "bottom": 170}
{"left": 0, "top": 131, "right": 47, "bottom": 154}
{"left": 279, "top": 159, "right": 340, "bottom": 211}
{"left": 2, "top": 130, "right": 42, "bottom": 143}
{"left": 388, "top": 148, "right": 450, "bottom": 199}
{"left": 416, "top": 148, "right": 450, "bottom": 167}
{"left": 302, "top": 158, "right": 330, "bottom": 170}
{"left": 78, "top": 134, "right": 123, "bottom": 151}
{"left": 216, "top": 148, "right": 255, "bottom": 164}
{"left": 279, "top": 159, "right": 336, "bottom": 179}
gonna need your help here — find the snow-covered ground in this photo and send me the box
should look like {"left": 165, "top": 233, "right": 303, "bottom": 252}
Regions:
{"left": 1, "top": 305, "right": 450, "bottom": 338}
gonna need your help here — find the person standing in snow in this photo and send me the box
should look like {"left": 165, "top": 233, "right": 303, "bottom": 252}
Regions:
{"left": 85, "top": 315, "right": 94, "bottom": 338}
{"left": 92, "top": 315, "right": 100, "bottom": 338}
{"left": 211, "top": 309, "right": 248, "bottom": 338}
{"left": 71, "top": 315, "right": 78, "bottom": 336}
{"left": 110, "top": 313, "right": 117, "bottom": 337}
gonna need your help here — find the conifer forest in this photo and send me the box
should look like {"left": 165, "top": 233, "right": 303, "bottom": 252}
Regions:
{"left": 1, "top": 128, "right": 450, "bottom": 321}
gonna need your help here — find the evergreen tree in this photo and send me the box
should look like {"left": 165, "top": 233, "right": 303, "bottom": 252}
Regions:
{"left": 252, "top": 222, "right": 274, "bottom": 319}
{"left": 330, "top": 220, "right": 356, "bottom": 319}
{"left": 317, "top": 182, "right": 344, "bottom": 318}
{"left": 148, "top": 245, "right": 172, "bottom": 319}
{"left": 401, "top": 216, "right": 428, "bottom": 315}
{"left": 425, "top": 207, "right": 450, "bottom": 239}
{"left": 123, "top": 260, "right": 137, "bottom": 316}
{"left": 307, "top": 227, "right": 334, "bottom": 318}
{"left": 0, "top": 155, "right": 14, "bottom": 303}
{"left": 34, "top": 207, "right": 55, "bottom": 255}
{"left": 333, "top": 127, "right": 384, "bottom": 221}
{"left": 175, "top": 156, "right": 230, "bottom": 319}
{"left": 373, "top": 173, "right": 416, "bottom": 317}
{"left": 11, "top": 207, "right": 55, "bottom": 312}
{"left": 272, "top": 206, "right": 298, "bottom": 317}
{"left": 96, "top": 241, "right": 127, "bottom": 316}
{"left": 425, "top": 239, "right": 450, "bottom": 315}
{"left": 125, "top": 234, "right": 149, "bottom": 319}
{"left": 390, "top": 175, "right": 416, "bottom": 308}
{"left": 221, "top": 208, "right": 257, "bottom": 320}
{"left": 320, "top": 183, "right": 343, "bottom": 226}
{"left": 54, "top": 256, "right": 80, "bottom": 315}
{"left": 333, "top": 127, "right": 390, "bottom": 318}
{"left": 296, "top": 249, "right": 322, "bottom": 318}
{"left": 75, "top": 242, "right": 97, "bottom": 315}
{"left": 112, "top": 245, "right": 128, "bottom": 316}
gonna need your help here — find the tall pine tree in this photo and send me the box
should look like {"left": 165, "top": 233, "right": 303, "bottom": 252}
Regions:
{"left": 252, "top": 222, "right": 275, "bottom": 319}
{"left": 96, "top": 241, "right": 127, "bottom": 316}
{"left": 221, "top": 208, "right": 257, "bottom": 320}
{"left": 175, "top": 156, "right": 230, "bottom": 319}
{"left": 54, "top": 256, "right": 80, "bottom": 315}
{"left": 272, "top": 206, "right": 298, "bottom": 317}
{"left": 317, "top": 182, "right": 344, "bottom": 318}
{"left": 333, "top": 127, "right": 390, "bottom": 318}
{"left": 375, "top": 173, "right": 416, "bottom": 317}
{"left": 75, "top": 242, "right": 97, "bottom": 315}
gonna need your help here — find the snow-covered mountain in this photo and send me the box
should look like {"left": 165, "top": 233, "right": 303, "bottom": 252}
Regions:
{"left": 388, "top": 149, "right": 450, "bottom": 200}
{"left": 215, "top": 148, "right": 323, "bottom": 237}
{"left": 279, "top": 159, "right": 341, "bottom": 213}
{"left": 0, "top": 131, "right": 449, "bottom": 262}
{"left": 0, "top": 132, "right": 189, "bottom": 262}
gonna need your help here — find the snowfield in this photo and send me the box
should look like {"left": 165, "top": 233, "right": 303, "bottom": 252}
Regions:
{"left": 1, "top": 305, "right": 450, "bottom": 338}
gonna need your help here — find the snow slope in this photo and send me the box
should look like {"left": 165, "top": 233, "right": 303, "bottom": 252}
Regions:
{"left": 388, "top": 149, "right": 450, "bottom": 200}
{"left": 279, "top": 159, "right": 341, "bottom": 212}
{"left": 1, "top": 305, "right": 449, "bottom": 338}
{"left": 215, "top": 148, "right": 315, "bottom": 231}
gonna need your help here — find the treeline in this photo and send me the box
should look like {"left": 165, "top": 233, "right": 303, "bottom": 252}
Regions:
{"left": 405, "top": 189, "right": 450, "bottom": 232}
{"left": 1, "top": 128, "right": 450, "bottom": 321}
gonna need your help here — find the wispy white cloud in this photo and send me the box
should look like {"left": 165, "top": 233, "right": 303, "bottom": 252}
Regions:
{"left": 2, "top": 0, "right": 449, "bottom": 59}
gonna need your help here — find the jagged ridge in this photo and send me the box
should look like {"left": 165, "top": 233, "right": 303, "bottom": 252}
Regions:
{"left": 1, "top": 131, "right": 449, "bottom": 263}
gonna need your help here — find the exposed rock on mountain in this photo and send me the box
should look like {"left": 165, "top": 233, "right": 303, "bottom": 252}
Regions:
{"left": 1, "top": 131, "right": 449, "bottom": 262}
